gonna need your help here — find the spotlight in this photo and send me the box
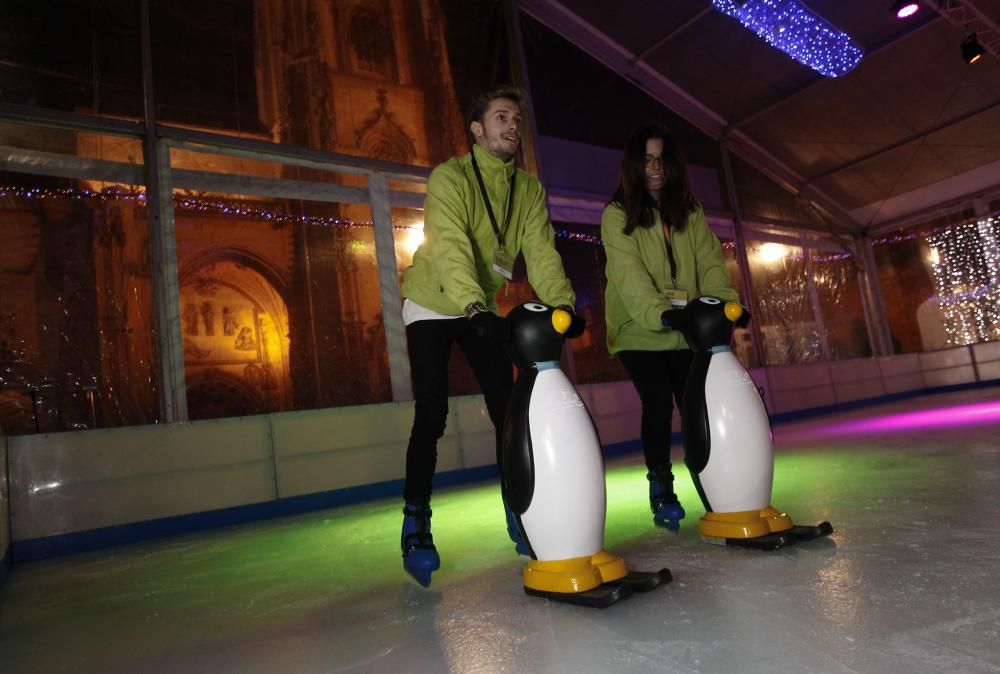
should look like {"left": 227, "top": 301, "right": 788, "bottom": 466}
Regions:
{"left": 891, "top": 0, "right": 920, "bottom": 19}
{"left": 961, "top": 33, "right": 986, "bottom": 64}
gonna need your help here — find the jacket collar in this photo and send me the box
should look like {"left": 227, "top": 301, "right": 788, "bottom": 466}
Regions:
{"left": 471, "top": 144, "right": 516, "bottom": 179}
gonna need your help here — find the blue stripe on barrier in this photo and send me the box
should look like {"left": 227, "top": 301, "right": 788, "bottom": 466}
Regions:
{"left": 11, "top": 464, "right": 504, "bottom": 562}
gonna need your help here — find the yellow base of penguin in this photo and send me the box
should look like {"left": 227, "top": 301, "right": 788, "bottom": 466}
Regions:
{"left": 590, "top": 549, "right": 630, "bottom": 583}
{"left": 699, "top": 505, "right": 832, "bottom": 550}
{"left": 698, "top": 505, "right": 793, "bottom": 541}
{"left": 522, "top": 550, "right": 628, "bottom": 594}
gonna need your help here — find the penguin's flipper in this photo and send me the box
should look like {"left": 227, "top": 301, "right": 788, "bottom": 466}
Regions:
{"left": 608, "top": 568, "right": 673, "bottom": 593}
{"left": 524, "top": 583, "right": 633, "bottom": 608}
{"left": 681, "top": 353, "right": 713, "bottom": 476}
{"left": 789, "top": 521, "right": 834, "bottom": 542}
{"left": 502, "top": 372, "right": 536, "bottom": 515}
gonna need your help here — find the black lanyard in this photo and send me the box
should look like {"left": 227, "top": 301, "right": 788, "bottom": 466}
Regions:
{"left": 470, "top": 149, "right": 516, "bottom": 246}
{"left": 663, "top": 222, "right": 678, "bottom": 285}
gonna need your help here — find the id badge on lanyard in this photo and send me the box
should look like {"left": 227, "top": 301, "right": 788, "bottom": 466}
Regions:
{"left": 492, "top": 246, "right": 514, "bottom": 280}
{"left": 665, "top": 287, "right": 688, "bottom": 308}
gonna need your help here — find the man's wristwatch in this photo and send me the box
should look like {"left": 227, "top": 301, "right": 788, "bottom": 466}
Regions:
{"left": 464, "top": 301, "right": 488, "bottom": 319}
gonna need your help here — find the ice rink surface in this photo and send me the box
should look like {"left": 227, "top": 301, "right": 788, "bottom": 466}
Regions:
{"left": 3, "top": 386, "right": 999, "bottom": 673}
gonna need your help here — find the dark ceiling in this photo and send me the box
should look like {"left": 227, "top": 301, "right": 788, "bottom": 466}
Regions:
{"left": 519, "top": 0, "right": 1000, "bottom": 234}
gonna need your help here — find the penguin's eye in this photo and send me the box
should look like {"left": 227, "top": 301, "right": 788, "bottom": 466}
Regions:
{"left": 524, "top": 303, "right": 548, "bottom": 312}
{"left": 700, "top": 297, "right": 721, "bottom": 305}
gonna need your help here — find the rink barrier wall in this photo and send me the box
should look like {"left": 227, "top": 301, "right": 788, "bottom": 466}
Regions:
{"left": 1, "top": 431, "right": 9, "bottom": 582}
{"left": 3, "top": 343, "right": 1000, "bottom": 564}
{"left": 755, "top": 342, "right": 1000, "bottom": 415}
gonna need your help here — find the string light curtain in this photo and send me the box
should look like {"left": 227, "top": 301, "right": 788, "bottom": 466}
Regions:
{"left": 926, "top": 214, "right": 1000, "bottom": 346}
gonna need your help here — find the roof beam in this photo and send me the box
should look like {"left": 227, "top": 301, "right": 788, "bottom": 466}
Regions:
{"left": 516, "top": 0, "right": 863, "bottom": 232}
{"left": 922, "top": 0, "right": 1000, "bottom": 57}
{"left": 630, "top": 7, "right": 713, "bottom": 64}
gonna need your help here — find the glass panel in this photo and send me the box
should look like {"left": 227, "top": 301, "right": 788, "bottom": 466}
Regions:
{"left": 149, "top": 1, "right": 260, "bottom": 133}
{"left": 151, "top": 0, "right": 467, "bottom": 165}
{"left": 813, "top": 251, "right": 871, "bottom": 359}
{"left": 872, "top": 233, "right": 937, "bottom": 353}
{"left": 746, "top": 240, "right": 820, "bottom": 364}
{"left": 173, "top": 187, "right": 391, "bottom": 420}
{"left": 556, "top": 224, "right": 627, "bottom": 385}
{"left": 720, "top": 237, "right": 758, "bottom": 368}
{"left": 0, "top": 173, "right": 157, "bottom": 435}
{"left": 0, "top": 0, "right": 143, "bottom": 117}
{"left": 0, "top": 123, "right": 144, "bottom": 167}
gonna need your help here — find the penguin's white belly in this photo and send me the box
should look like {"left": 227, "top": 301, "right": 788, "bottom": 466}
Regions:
{"left": 520, "top": 369, "right": 605, "bottom": 561}
{"left": 698, "top": 352, "right": 773, "bottom": 512}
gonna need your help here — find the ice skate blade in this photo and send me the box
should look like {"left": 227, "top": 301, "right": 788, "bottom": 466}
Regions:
{"left": 729, "top": 531, "right": 796, "bottom": 550}
{"left": 701, "top": 531, "right": 796, "bottom": 550}
{"left": 790, "top": 521, "right": 834, "bottom": 542}
{"left": 405, "top": 566, "right": 435, "bottom": 588}
{"left": 524, "top": 582, "right": 633, "bottom": 608}
{"left": 403, "top": 550, "right": 440, "bottom": 588}
{"left": 654, "top": 516, "right": 681, "bottom": 531}
{"left": 607, "top": 568, "right": 673, "bottom": 592}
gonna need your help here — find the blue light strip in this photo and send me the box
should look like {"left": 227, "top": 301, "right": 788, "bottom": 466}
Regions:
{"left": 711, "top": 0, "right": 864, "bottom": 77}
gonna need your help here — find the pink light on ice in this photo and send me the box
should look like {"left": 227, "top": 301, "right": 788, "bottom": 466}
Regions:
{"left": 824, "top": 400, "right": 1000, "bottom": 435}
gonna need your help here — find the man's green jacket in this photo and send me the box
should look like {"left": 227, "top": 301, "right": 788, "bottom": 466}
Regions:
{"left": 402, "top": 145, "right": 575, "bottom": 314}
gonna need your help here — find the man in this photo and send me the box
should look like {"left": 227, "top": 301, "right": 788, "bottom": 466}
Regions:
{"left": 398, "top": 86, "right": 584, "bottom": 587}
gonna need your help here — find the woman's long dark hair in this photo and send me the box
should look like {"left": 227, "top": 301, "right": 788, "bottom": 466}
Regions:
{"left": 611, "top": 123, "right": 699, "bottom": 236}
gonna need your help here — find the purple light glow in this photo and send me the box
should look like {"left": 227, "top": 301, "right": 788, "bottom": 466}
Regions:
{"left": 823, "top": 400, "right": 1000, "bottom": 435}
{"left": 896, "top": 3, "right": 919, "bottom": 19}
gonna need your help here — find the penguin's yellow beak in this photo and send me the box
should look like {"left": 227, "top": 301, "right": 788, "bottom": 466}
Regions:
{"left": 724, "top": 302, "right": 743, "bottom": 323}
{"left": 552, "top": 308, "right": 571, "bottom": 334}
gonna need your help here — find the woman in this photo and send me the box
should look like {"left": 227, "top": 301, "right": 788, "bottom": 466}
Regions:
{"left": 602, "top": 123, "right": 738, "bottom": 529}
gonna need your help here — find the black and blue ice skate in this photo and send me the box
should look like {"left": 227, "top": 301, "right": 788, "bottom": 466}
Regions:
{"left": 401, "top": 500, "right": 440, "bottom": 587}
{"left": 649, "top": 469, "right": 686, "bottom": 530}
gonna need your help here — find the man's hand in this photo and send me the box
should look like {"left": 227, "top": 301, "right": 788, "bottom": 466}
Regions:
{"left": 466, "top": 302, "right": 508, "bottom": 344}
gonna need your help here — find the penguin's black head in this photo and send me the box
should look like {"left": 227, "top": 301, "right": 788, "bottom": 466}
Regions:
{"left": 505, "top": 302, "right": 570, "bottom": 368}
{"left": 670, "top": 296, "right": 748, "bottom": 352}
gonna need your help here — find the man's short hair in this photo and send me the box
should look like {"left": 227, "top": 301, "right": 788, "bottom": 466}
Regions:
{"left": 467, "top": 86, "right": 525, "bottom": 127}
